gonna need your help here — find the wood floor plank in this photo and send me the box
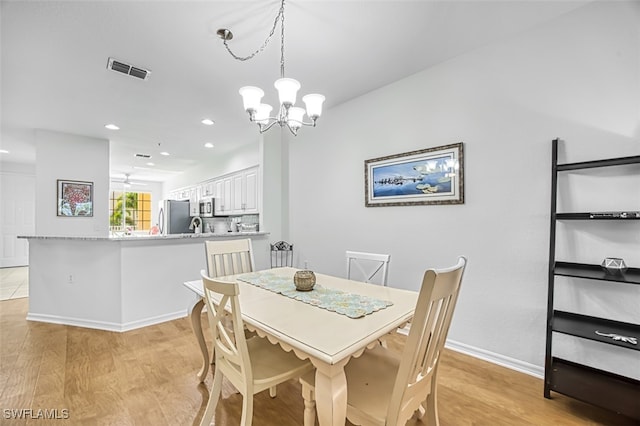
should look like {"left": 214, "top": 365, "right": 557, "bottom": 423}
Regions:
{"left": 0, "top": 298, "right": 637, "bottom": 425}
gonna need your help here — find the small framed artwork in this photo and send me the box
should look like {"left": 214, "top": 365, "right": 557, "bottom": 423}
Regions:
{"left": 365, "top": 142, "right": 464, "bottom": 207}
{"left": 57, "top": 179, "right": 94, "bottom": 216}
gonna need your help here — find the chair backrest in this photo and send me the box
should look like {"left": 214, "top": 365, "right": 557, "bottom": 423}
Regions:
{"left": 270, "top": 240, "right": 294, "bottom": 268}
{"left": 386, "top": 256, "right": 467, "bottom": 425}
{"left": 201, "top": 270, "right": 253, "bottom": 385}
{"left": 346, "top": 250, "right": 390, "bottom": 286}
{"left": 205, "top": 239, "right": 255, "bottom": 278}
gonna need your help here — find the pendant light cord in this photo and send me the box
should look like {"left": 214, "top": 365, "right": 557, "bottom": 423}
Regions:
{"left": 221, "top": 0, "right": 287, "bottom": 79}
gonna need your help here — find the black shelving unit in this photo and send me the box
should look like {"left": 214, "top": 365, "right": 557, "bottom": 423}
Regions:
{"left": 545, "top": 138, "right": 640, "bottom": 421}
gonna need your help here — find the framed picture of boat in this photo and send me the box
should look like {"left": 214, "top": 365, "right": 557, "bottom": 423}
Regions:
{"left": 365, "top": 142, "right": 464, "bottom": 207}
{"left": 57, "top": 179, "right": 94, "bottom": 216}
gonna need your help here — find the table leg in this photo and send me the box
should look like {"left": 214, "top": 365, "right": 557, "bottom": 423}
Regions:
{"left": 189, "top": 297, "right": 209, "bottom": 382}
{"left": 314, "top": 361, "right": 348, "bottom": 426}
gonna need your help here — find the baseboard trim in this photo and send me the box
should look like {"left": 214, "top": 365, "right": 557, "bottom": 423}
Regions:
{"left": 26, "top": 310, "right": 188, "bottom": 333}
{"left": 397, "top": 326, "right": 543, "bottom": 379}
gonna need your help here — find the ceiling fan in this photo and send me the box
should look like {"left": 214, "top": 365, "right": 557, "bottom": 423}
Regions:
{"left": 111, "top": 173, "right": 147, "bottom": 188}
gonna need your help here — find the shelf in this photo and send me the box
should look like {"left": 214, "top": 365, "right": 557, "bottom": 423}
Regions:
{"left": 548, "top": 357, "right": 640, "bottom": 420}
{"left": 552, "top": 311, "right": 639, "bottom": 351}
{"left": 556, "top": 212, "right": 640, "bottom": 220}
{"left": 554, "top": 262, "right": 640, "bottom": 285}
{"left": 557, "top": 155, "right": 640, "bottom": 171}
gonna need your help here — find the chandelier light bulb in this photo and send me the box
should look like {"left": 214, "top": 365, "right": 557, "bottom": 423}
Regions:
{"left": 239, "top": 86, "right": 264, "bottom": 112}
{"left": 274, "top": 78, "right": 301, "bottom": 107}
{"left": 287, "top": 107, "right": 305, "bottom": 130}
{"left": 302, "top": 94, "right": 325, "bottom": 120}
{"left": 255, "top": 104, "right": 273, "bottom": 125}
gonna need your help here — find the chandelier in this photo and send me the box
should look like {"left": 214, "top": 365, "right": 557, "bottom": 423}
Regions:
{"left": 217, "top": 0, "right": 325, "bottom": 136}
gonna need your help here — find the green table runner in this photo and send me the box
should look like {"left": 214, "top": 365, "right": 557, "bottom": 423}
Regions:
{"left": 237, "top": 271, "right": 393, "bottom": 319}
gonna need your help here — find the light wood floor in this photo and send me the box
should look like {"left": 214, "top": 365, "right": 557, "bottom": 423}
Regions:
{"left": 0, "top": 297, "right": 637, "bottom": 426}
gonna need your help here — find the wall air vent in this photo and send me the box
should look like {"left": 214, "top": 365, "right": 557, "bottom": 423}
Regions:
{"left": 107, "top": 57, "right": 151, "bottom": 81}
{"left": 134, "top": 153, "right": 152, "bottom": 159}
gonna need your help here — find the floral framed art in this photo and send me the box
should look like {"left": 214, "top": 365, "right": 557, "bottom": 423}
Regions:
{"left": 57, "top": 179, "right": 93, "bottom": 216}
{"left": 365, "top": 142, "right": 464, "bottom": 207}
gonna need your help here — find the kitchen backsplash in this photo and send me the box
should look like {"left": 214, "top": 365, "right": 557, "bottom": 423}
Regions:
{"left": 203, "top": 214, "right": 259, "bottom": 233}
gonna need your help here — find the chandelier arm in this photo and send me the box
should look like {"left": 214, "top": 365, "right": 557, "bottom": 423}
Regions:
{"left": 221, "top": 0, "right": 285, "bottom": 62}
{"left": 258, "top": 120, "right": 280, "bottom": 134}
{"left": 285, "top": 122, "right": 299, "bottom": 136}
{"left": 301, "top": 118, "right": 318, "bottom": 127}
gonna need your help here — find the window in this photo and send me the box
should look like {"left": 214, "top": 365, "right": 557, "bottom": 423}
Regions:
{"left": 109, "top": 191, "right": 152, "bottom": 232}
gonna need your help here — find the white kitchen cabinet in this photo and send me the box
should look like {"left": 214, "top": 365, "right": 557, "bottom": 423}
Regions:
{"left": 213, "top": 166, "right": 260, "bottom": 216}
{"left": 201, "top": 180, "right": 215, "bottom": 197}
{"left": 230, "top": 167, "right": 259, "bottom": 215}
{"left": 231, "top": 173, "right": 244, "bottom": 213}
{"left": 242, "top": 167, "right": 259, "bottom": 214}
{"left": 214, "top": 176, "right": 233, "bottom": 215}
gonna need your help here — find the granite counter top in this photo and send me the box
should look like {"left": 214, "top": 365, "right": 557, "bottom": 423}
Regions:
{"left": 18, "top": 231, "right": 269, "bottom": 241}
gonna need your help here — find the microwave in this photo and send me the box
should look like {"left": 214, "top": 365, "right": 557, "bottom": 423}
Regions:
{"left": 199, "top": 197, "right": 214, "bottom": 217}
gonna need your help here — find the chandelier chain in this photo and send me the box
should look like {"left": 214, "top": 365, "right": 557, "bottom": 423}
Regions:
{"left": 280, "top": 0, "right": 285, "bottom": 78}
{"left": 222, "top": 0, "right": 286, "bottom": 75}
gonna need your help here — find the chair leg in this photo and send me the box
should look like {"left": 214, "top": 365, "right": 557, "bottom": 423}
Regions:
{"left": 240, "top": 392, "right": 254, "bottom": 426}
{"left": 200, "top": 367, "right": 223, "bottom": 426}
{"left": 424, "top": 390, "right": 439, "bottom": 426}
{"left": 269, "top": 385, "right": 277, "bottom": 398}
{"left": 301, "top": 380, "right": 316, "bottom": 426}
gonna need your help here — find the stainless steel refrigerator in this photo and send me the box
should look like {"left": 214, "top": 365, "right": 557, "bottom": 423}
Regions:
{"left": 158, "top": 200, "right": 193, "bottom": 234}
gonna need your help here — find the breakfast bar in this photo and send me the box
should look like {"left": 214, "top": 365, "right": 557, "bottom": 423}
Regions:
{"left": 19, "top": 232, "right": 269, "bottom": 332}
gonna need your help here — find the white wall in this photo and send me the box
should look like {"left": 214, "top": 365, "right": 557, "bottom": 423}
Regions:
{"left": 288, "top": 0, "right": 640, "bottom": 377}
{"left": 35, "top": 130, "right": 110, "bottom": 237}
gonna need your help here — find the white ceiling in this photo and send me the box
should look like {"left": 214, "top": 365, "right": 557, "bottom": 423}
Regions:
{"left": 1, "top": 0, "right": 591, "bottom": 182}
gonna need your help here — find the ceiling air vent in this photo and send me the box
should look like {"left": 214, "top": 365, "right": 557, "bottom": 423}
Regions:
{"left": 135, "top": 153, "right": 152, "bottom": 159}
{"left": 107, "top": 57, "right": 151, "bottom": 81}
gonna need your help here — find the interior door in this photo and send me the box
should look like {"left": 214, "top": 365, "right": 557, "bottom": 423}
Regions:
{"left": 0, "top": 172, "right": 35, "bottom": 267}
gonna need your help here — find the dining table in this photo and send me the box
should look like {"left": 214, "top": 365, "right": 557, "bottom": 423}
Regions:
{"left": 183, "top": 266, "right": 418, "bottom": 426}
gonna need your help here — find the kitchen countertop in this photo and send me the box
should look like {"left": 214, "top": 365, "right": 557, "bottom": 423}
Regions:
{"left": 18, "top": 231, "right": 269, "bottom": 241}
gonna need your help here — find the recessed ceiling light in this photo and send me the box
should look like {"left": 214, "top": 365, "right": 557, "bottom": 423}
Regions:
{"left": 0, "top": 149, "right": 9, "bottom": 154}
{"left": 204, "top": 143, "right": 214, "bottom": 148}
{"left": 160, "top": 151, "right": 170, "bottom": 156}
{"left": 105, "top": 124, "right": 120, "bottom": 130}
{"left": 147, "top": 162, "right": 155, "bottom": 166}
{"left": 201, "top": 119, "right": 215, "bottom": 126}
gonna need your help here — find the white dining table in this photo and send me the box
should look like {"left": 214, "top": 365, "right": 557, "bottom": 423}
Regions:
{"left": 183, "top": 267, "right": 418, "bottom": 426}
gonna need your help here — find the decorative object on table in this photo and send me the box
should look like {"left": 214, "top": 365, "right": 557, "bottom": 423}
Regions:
{"left": 365, "top": 142, "right": 464, "bottom": 207}
{"left": 216, "top": 0, "right": 325, "bottom": 136}
{"left": 601, "top": 257, "right": 627, "bottom": 274}
{"left": 237, "top": 271, "right": 393, "bottom": 318}
{"left": 293, "top": 270, "right": 316, "bottom": 292}
{"left": 57, "top": 179, "right": 93, "bottom": 217}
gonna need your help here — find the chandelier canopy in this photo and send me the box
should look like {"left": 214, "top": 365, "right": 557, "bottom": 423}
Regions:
{"left": 217, "top": 0, "right": 325, "bottom": 136}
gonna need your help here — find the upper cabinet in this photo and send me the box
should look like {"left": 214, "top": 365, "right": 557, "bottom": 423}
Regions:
{"left": 213, "top": 166, "right": 260, "bottom": 216}
{"left": 201, "top": 181, "right": 215, "bottom": 198}
{"left": 169, "top": 165, "right": 260, "bottom": 217}
{"left": 213, "top": 175, "right": 233, "bottom": 216}
{"left": 243, "top": 168, "right": 259, "bottom": 214}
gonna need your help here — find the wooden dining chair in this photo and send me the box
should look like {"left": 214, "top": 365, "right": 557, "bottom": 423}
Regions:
{"left": 301, "top": 256, "right": 467, "bottom": 426}
{"left": 205, "top": 238, "right": 255, "bottom": 277}
{"left": 201, "top": 238, "right": 257, "bottom": 381}
{"left": 346, "top": 251, "right": 391, "bottom": 286}
{"left": 200, "top": 271, "right": 314, "bottom": 426}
